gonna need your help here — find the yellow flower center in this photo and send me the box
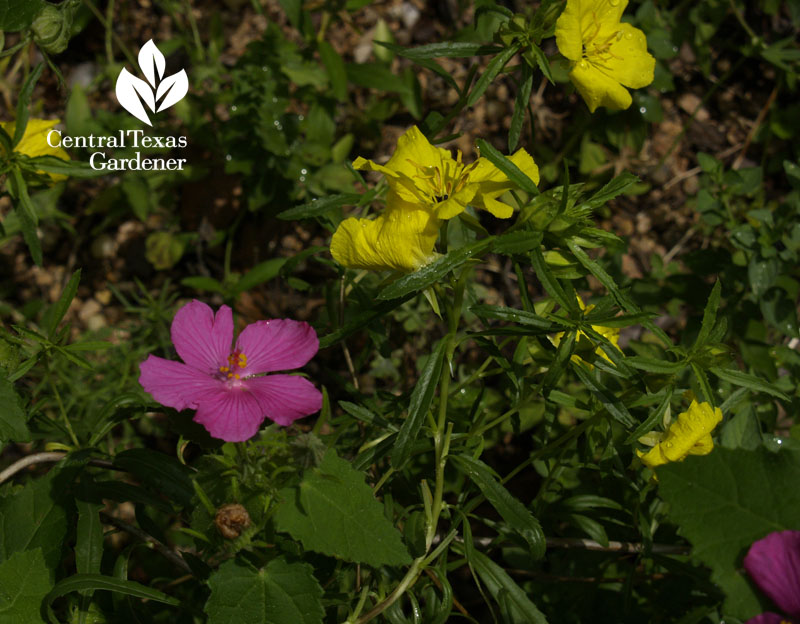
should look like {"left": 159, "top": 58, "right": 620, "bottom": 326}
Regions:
{"left": 219, "top": 350, "right": 247, "bottom": 380}
{"left": 580, "top": 9, "right": 627, "bottom": 67}
{"left": 405, "top": 150, "right": 478, "bottom": 205}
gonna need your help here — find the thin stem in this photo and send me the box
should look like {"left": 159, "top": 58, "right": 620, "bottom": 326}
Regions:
{"left": 104, "top": 0, "right": 114, "bottom": 65}
{"left": 82, "top": 0, "right": 137, "bottom": 68}
{"left": 50, "top": 372, "right": 80, "bottom": 447}
{"left": 0, "top": 451, "right": 113, "bottom": 484}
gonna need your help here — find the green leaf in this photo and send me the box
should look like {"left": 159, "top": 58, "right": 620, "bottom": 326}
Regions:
{"left": 346, "top": 63, "right": 410, "bottom": 93}
{"left": 509, "top": 63, "right": 533, "bottom": 152}
{"left": 277, "top": 193, "right": 359, "bottom": 221}
{"left": 581, "top": 171, "right": 639, "bottom": 209}
{"left": 42, "top": 269, "right": 80, "bottom": 339}
{"left": 394, "top": 41, "right": 503, "bottom": 60}
{"left": 475, "top": 138, "right": 538, "bottom": 195}
{"left": 458, "top": 545, "right": 548, "bottom": 624}
{"left": 0, "top": 0, "right": 44, "bottom": 31}
{"left": 470, "top": 304, "right": 553, "bottom": 330}
{"left": 530, "top": 247, "right": 576, "bottom": 312}
{"left": 0, "top": 471, "right": 68, "bottom": 571}
{"left": 0, "top": 376, "right": 30, "bottom": 445}
{"left": 493, "top": 230, "right": 542, "bottom": 255}
{"left": 113, "top": 449, "right": 194, "bottom": 508}
{"left": 694, "top": 280, "right": 721, "bottom": 349}
{"left": 44, "top": 574, "right": 178, "bottom": 624}
{"left": 23, "top": 156, "right": 107, "bottom": 178}
{"left": 571, "top": 362, "right": 637, "bottom": 429}
{"left": 709, "top": 367, "right": 790, "bottom": 401}
{"left": 453, "top": 455, "right": 545, "bottom": 558}
{"left": 274, "top": 450, "right": 411, "bottom": 567}
{"left": 75, "top": 497, "right": 104, "bottom": 577}
{"left": 624, "top": 356, "right": 683, "bottom": 374}
{"left": 13, "top": 63, "right": 44, "bottom": 147}
{"left": 181, "top": 276, "right": 225, "bottom": 293}
{"left": 0, "top": 549, "right": 50, "bottom": 623}
{"left": 318, "top": 41, "right": 347, "bottom": 102}
{"left": 466, "top": 44, "right": 520, "bottom": 108}
{"left": 10, "top": 168, "right": 43, "bottom": 266}
{"left": 624, "top": 388, "right": 673, "bottom": 444}
{"left": 391, "top": 339, "right": 447, "bottom": 469}
{"left": 319, "top": 293, "right": 415, "bottom": 349}
{"left": 378, "top": 238, "right": 492, "bottom": 300}
{"left": 205, "top": 558, "right": 324, "bottom": 624}
{"left": 658, "top": 447, "right": 800, "bottom": 619}
{"left": 235, "top": 258, "right": 287, "bottom": 294}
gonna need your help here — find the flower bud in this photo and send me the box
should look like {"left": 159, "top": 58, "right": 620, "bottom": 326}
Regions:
{"left": 31, "top": 0, "right": 80, "bottom": 55}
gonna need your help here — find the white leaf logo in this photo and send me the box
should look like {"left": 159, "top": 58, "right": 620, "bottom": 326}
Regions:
{"left": 115, "top": 39, "right": 188, "bottom": 126}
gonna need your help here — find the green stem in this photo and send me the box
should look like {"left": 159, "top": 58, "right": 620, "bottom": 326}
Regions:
{"left": 49, "top": 371, "right": 79, "bottom": 447}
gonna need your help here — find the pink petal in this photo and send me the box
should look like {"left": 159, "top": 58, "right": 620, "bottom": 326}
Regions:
{"left": 139, "top": 355, "right": 216, "bottom": 411}
{"left": 234, "top": 319, "right": 319, "bottom": 375}
{"left": 745, "top": 614, "right": 791, "bottom": 624}
{"left": 171, "top": 300, "right": 233, "bottom": 374}
{"left": 744, "top": 530, "right": 800, "bottom": 618}
{"left": 245, "top": 375, "right": 322, "bottom": 426}
{"left": 192, "top": 386, "right": 268, "bottom": 442}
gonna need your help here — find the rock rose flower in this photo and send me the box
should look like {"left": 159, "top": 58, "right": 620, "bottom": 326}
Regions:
{"left": 637, "top": 400, "right": 722, "bottom": 468}
{"left": 0, "top": 119, "right": 69, "bottom": 183}
{"left": 743, "top": 530, "right": 800, "bottom": 624}
{"left": 139, "top": 300, "right": 322, "bottom": 442}
{"left": 555, "top": 0, "right": 655, "bottom": 112}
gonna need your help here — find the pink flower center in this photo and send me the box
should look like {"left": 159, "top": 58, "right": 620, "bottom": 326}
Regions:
{"left": 219, "top": 350, "right": 248, "bottom": 380}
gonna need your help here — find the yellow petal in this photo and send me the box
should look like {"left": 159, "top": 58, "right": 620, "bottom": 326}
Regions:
{"left": 330, "top": 201, "right": 440, "bottom": 272}
{"left": 637, "top": 445, "right": 668, "bottom": 469}
{"left": 1, "top": 119, "right": 69, "bottom": 183}
{"left": 467, "top": 148, "right": 539, "bottom": 218}
{"left": 657, "top": 401, "right": 723, "bottom": 463}
{"left": 384, "top": 126, "right": 447, "bottom": 181}
{"left": 555, "top": 0, "right": 628, "bottom": 61}
{"left": 569, "top": 61, "right": 632, "bottom": 112}
{"left": 601, "top": 24, "right": 655, "bottom": 89}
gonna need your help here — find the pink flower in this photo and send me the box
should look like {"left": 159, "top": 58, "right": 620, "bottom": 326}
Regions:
{"left": 743, "top": 530, "right": 800, "bottom": 624}
{"left": 139, "top": 300, "right": 322, "bottom": 442}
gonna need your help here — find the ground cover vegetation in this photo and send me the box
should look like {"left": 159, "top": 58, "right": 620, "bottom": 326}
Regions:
{"left": 1, "top": 0, "right": 800, "bottom": 622}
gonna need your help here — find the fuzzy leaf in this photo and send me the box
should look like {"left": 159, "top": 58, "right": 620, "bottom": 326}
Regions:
{"left": 0, "top": 549, "right": 50, "bottom": 623}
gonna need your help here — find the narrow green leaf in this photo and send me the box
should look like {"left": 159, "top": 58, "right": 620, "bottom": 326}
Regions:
{"left": 691, "top": 362, "right": 716, "bottom": 407}
{"left": 44, "top": 574, "right": 178, "bottom": 624}
{"left": 530, "top": 247, "right": 576, "bottom": 312}
{"left": 625, "top": 356, "right": 683, "bottom": 374}
{"left": 542, "top": 329, "right": 576, "bottom": 389}
{"left": 695, "top": 280, "right": 722, "bottom": 349}
{"left": 625, "top": 388, "right": 673, "bottom": 444}
{"left": 529, "top": 44, "right": 554, "bottom": 84}
{"left": 318, "top": 41, "right": 347, "bottom": 102}
{"left": 10, "top": 168, "right": 42, "bottom": 265}
{"left": 581, "top": 171, "right": 639, "bottom": 209}
{"left": 453, "top": 455, "right": 545, "bottom": 558}
{"left": 181, "top": 276, "right": 225, "bottom": 293}
{"left": 493, "top": 230, "right": 542, "bottom": 255}
{"left": 709, "top": 366, "right": 790, "bottom": 401}
{"left": 375, "top": 42, "right": 459, "bottom": 91}
{"left": 470, "top": 304, "right": 552, "bottom": 330}
{"left": 235, "top": 258, "right": 287, "bottom": 294}
{"left": 458, "top": 545, "right": 549, "bottom": 623}
{"left": 274, "top": 450, "right": 411, "bottom": 566}
{"left": 43, "top": 269, "right": 81, "bottom": 339}
{"left": 467, "top": 44, "right": 520, "bottom": 108}
{"left": 571, "top": 362, "right": 636, "bottom": 428}
{"left": 0, "top": 549, "right": 51, "bottom": 624}
{"left": 23, "top": 155, "right": 107, "bottom": 178}
{"left": 509, "top": 63, "right": 533, "bottom": 152}
{"left": 205, "top": 558, "right": 324, "bottom": 624}
{"left": 75, "top": 498, "right": 104, "bottom": 577}
{"left": 277, "top": 193, "right": 359, "bottom": 221}
{"left": 393, "top": 41, "right": 504, "bottom": 60}
{"left": 378, "top": 238, "right": 492, "bottom": 300}
{"left": 338, "top": 400, "right": 396, "bottom": 431}
{"left": 392, "top": 338, "right": 447, "bottom": 468}
{"left": 13, "top": 63, "right": 44, "bottom": 147}
{"left": 475, "top": 138, "right": 538, "bottom": 195}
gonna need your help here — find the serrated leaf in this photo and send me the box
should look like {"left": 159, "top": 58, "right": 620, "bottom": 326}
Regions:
{"left": 581, "top": 171, "right": 639, "bottom": 209}
{"left": 378, "top": 238, "right": 492, "bottom": 300}
{"left": 467, "top": 44, "right": 520, "bottom": 108}
{"left": 42, "top": 269, "right": 80, "bottom": 339}
{"left": 277, "top": 193, "right": 360, "bottom": 221}
{"left": 113, "top": 449, "right": 194, "bottom": 508}
{"left": 0, "top": 377, "right": 30, "bottom": 445}
{"left": 205, "top": 558, "right": 323, "bottom": 624}
{"left": 0, "top": 549, "right": 50, "bottom": 623}
{"left": 391, "top": 339, "right": 447, "bottom": 469}
{"left": 470, "top": 304, "right": 552, "bottom": 330}
{"left": 571, "top": 362, "right": 636, "bottom": 429}
{"left": 44, "top": 574, "right": 178, "bottom": 623}
{"left": 274, "top": 450, "right": 411, "bottom": 567}
{"left": 658, "top": 447, "right": 800, "bottom": 619}
{"left": 12, "top": 63, "right": 44, "bottom": 148}
{"left": 509, "top": 63, "right": 533, "bottom": 152}
{"left": 394, "top": 41, "right": 503, "bottom": 59}
{"left": 475, "top": 138, "right": 538, "bottom": 195}
{"left": 459, "top": 545, "right": 548, "bottom": 624}
{"left": 709, "top": 367, "right": 789, "bottom": 401}
{"left": 453, "top": 455, "right": 545, "bottom": 558}
{"left": 0, "top": 471, "right": 68, "bottom": 571}
{"left": 493, "top": 230, "right": 542, "bottom": 255}
{"left": 695, "top": 280, "right": 721, "bottom": 349}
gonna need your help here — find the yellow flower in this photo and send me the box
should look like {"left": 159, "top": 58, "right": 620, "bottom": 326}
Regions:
{"left": 555, "top": 0, "right": 655, "bottom": 112}
{"left": 353, "top": 126, "right": 539, "bottom": 220}
{"left": 637, "top": 400, "right": 723, "bottom": 469}
{"left": 330, "top": 199, "right": 440, "bottom": 272}
{"left": 1, "top": 119, "right": 69, "bottom": 183}
{"left": 551, "top": 296, "right": 621, "bottom": 366}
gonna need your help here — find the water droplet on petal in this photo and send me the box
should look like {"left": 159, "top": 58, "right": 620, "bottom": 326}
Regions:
{"left": 664, "top": 441, "right": 673, "bottom": 448}
{"left": 625, "top": 32, "right": 633, "bottom": 40}
{"left": 578, "top": 60, "right": 588, "bottom": 69}
{"left": 609, "top": 0, "right": 619, "bottom": 5}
